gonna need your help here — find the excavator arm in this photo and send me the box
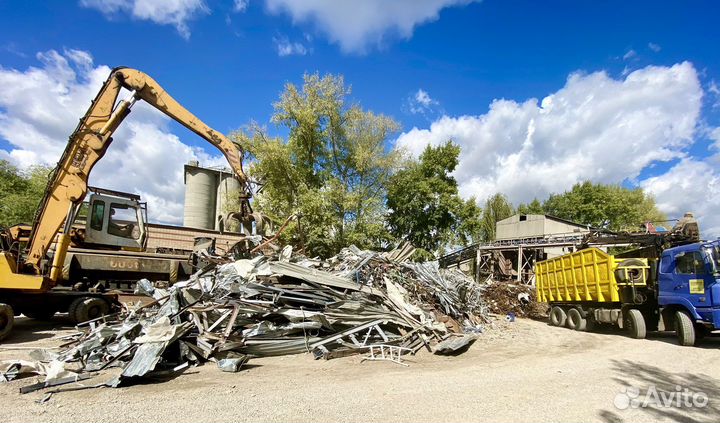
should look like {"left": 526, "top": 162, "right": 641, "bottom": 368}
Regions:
{"left": 25, "top": 67, "right": 250, "bottom": 272}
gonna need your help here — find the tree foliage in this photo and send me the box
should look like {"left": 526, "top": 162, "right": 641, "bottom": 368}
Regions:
{"left": 386, "top": 141, "right": 482, "bottom": 255}
{"left": 233, "top": 73, "right": 401, "bottom": 257}
{"left": 542, "top": 181, "right": 666, "bottom": 231}
{"left": 0, "top": 160, "right": 52, "bottom": 227}
{"left": 516, "top": 198, "right": 544, "bottom": 215}
{"left": 480, "top": 193, "right": 514, "bottom": 241}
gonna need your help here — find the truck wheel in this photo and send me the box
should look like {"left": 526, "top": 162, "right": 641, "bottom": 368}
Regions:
{"left": 550, "top": 306, "right": 567, "bottom": 327}
{"left": 0, "top": 303, "right": 14, "bottom": 341}
{"left": 567, "top": 308, "right": 587, "bottom": 331}
{"left": 69, "top": 297, "right": 109, "bottom": 324}
{"left": 674, "top": 310, "right": 695, "bottom": 346}
{"left": 624, "top": 309, "right": 646, "bottom": 339}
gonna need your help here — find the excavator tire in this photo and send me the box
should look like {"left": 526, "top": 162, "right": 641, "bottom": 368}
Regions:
{"left": 0, "top": 303, "right": 14, "bottom": 341}
{"left": 69, "top": 297, "right": 109, "bottom": 324}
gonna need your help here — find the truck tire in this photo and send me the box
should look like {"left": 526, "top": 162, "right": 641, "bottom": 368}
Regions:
{"left": 550, "top": 306, "right": 567, "bottom": 327}
{"left": 674, "top": 310, "right": 695, "bottom": 346}
{"left": 69, "top": 297, "right": 109, "bottom": 324}
{"left": 624, "top": 309, "right": 646, "bottom": 339}
{"left": 567, "top": 308, "right": 587, "bottom": 331}
{"left": 614, "top": 259, "right": 647, "bottom": 285}
{"left": 0, "top": 303, "right": 14, "bottom": 341}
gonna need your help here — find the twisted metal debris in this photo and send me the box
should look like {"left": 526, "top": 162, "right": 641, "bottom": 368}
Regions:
{"left": 2, "top": 245, "right": 491, "bottom": 391}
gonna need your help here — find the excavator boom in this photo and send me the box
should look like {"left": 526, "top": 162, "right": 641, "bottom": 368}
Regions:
{"left": 26, "top": 67, "right": 249, "bottom": 271}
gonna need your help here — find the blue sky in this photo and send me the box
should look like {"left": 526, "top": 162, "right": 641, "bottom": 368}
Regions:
{"left": 1, "top": 0, "right": 719, "bottom": 233}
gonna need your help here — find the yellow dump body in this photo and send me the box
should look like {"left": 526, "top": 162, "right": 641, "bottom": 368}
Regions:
{"left": 535, "top": 248, "right": 647, "bottom": 304}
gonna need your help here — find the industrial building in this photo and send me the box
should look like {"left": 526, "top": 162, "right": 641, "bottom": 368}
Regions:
{"left": 440, "top": 214, "right": 592, "bottom": 283}
{"left": 183, "top": 161, "right": 243, "bottom": 232}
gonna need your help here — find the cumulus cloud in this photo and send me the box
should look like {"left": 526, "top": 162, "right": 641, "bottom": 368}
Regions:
{"left": 623, "top": 49, "right": 637, "bottom": 60}
{"left": 79, "top": 0, "right": 209, "bottom": 39}
{"left": 641, "top": 158, "right": 720, "bottom": 237}
{"left": 394, "top": 62, "right": 717, "bottom": 233}
{"left": 265, "top": 0, "right": 478, "bottom": 53}
{"left": 0, "top": 49, "right": 224, "bottom": 224}
{"left": 273, "top": 35, "right": 309, "bottom": 56}
{"left": 648, "top": 42, "right": 661, "bottom": 52}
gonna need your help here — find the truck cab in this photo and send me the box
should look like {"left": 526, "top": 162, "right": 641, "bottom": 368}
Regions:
{"left": 658, "top": 240, "right": 720, "bottom": 339}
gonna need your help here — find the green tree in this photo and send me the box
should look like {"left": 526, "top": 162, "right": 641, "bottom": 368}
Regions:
{"left": 516, "top": 198, "right": 544, "bottom": 215}
{"left": 480, "top": 193, "right": 514, "bottom": 241}
{"left": 0, "top": 160, "right": 52, "bottom": 227}
{"left": 386, "top": 141, "right": 482, "bottom": 255}
{"left": 542, "top": 181, "right": 666, "bottom": 231}
{"left": 233, "top": 73, "right": 401, "bottom": 257}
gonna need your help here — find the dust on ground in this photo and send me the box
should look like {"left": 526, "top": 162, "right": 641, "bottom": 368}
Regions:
{"left": 1, "top": 316, "right": 719, "bottom": 423}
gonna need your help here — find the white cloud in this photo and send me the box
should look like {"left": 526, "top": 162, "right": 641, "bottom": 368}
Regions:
{"left": 233, "top": 0, "right": 249, "bottom": 12}
{"left": 394, "top": 62, "right": 716, "bottom": 233}
{"left": 407, "top": 88, "right": 440, "bottom": 116}
{"left": 648, "top": 42, "right": 661, "bottom": 52}
{"left": 415, "top": 89, "right": 433, "bottom": 107}
{"left": 0, "top": 49, "right": 224, "bottom": 224}
{"left": 623, "top": 49, "right": 637, "bottom": 60}
{"left": 641, "top": 158, "right": 720, "bottom": 237}
{"left": 273, "top": 36, "right": 308, "bottom": 56}
{"left": 265, "top": 0, "right": 478, "bottom": 53}
{"left": 79, "top": 0, "right": 209, "bottom": 39}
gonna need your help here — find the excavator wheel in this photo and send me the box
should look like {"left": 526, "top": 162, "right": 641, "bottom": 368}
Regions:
{"left": 69, "top": 297, "right": 110, "bottom": 324}
{"left": 0, "top": 303, "right": 14, "bottom": 341}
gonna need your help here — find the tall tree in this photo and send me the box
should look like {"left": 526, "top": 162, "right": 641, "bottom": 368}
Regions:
{"left": 542, "top": 181, "right": 666, "bottom": 231}
{"left": 480, "top": 193, "right": 514, "bottom": 241}
{"left": 233, "top": 73, "right": 401, "bottom": 257}
{"left": 516, "top": 198, "right": 544, "bottom": 215}
{"left": 0, "top": 160, "right": 52, "bottom": 227}
{"left": 386, "top": 141, "right": 482, "bottom": 255}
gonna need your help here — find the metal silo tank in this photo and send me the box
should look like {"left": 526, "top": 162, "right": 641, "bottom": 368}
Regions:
{"left": 216, "top": 172, "right": 242, "bottom": 231}
{"left": 183, "top": 164, "right": 217, "bottom": 230}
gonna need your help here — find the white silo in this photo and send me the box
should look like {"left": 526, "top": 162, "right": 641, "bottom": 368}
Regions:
{"left": 215, "top": 172, "right": 242, "bottom": 231}
{"left": 183, "top": 162, "right": 217, "bottom": 229}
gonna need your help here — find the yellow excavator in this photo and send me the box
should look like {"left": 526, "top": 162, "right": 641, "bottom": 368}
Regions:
{"left": 0, "top": 67, "right": 254, "bottom": 340}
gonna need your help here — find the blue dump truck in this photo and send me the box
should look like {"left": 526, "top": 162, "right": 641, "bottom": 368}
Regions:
{"left": 535, "top": 218, "right": 719, "bottom": 346}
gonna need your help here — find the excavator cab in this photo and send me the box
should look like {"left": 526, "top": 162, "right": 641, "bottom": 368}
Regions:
{"left": 83, "top": 188, "right": 147, "bottom": 251}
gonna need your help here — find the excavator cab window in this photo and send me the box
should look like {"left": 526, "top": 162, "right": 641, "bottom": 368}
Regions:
{"left": 108, "top": 204, "right": 140, "bottom": 240}
{"left": 90, "top": 201, "right": 105, "bottom": 231}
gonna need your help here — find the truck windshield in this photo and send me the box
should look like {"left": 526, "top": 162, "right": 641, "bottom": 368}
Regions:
{"left": 704, "top": 245, "right": 720, "bottom": 275}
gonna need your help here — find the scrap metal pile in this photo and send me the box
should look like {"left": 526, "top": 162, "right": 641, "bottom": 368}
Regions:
{"left": 480, "top": 280, "right": 547, "bottom": 319}
{"left": 2, "top": 245, "right": 488, "bottom": 391}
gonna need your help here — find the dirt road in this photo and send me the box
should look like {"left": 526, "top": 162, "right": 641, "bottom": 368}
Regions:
{"left": 1, "top": 316, "right": 719, "bottom": 423}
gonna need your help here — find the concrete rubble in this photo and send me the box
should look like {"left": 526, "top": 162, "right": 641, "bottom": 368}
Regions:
{"left": 2, "top": 243, "right": 504, "bottom": 393}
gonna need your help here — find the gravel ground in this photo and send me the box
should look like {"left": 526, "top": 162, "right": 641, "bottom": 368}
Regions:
{"left": 1, "top": 316, "right": 719, "bottom": 423}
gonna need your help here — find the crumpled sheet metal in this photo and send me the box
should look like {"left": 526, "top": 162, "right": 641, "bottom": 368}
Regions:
{"left": 0, "top": 359, "right": 77, "bottom": 382}
{"left": 433, "top": 334, "right": 478, "bottom": 355}
{"left": 8, "top": 244, "right": 491, "bottom": 393}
